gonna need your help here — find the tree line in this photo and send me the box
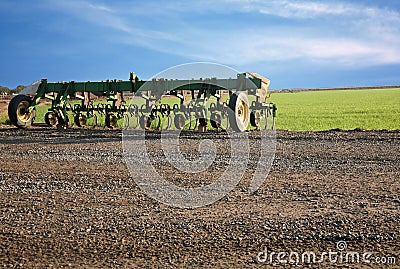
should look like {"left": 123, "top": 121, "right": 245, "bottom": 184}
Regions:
{"left": 0, "top": 85, "right": 25, "bottom": 95}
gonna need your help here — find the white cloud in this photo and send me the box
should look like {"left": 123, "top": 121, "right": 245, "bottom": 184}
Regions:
{"left": 88, "top": 3, "right": 114, "bottom": 13}
{"left": 44, "top": 0, "right": 400, "bottom": 67}
{"left": 257, "top": 1, "right": 355, "bottom": 18}
{"left": 157, "top": 31, "right": 400, "bottom": 67}
{"left": 230, "top": 0, "right": 400, "bottom": 22}
{"left": 47, "top": 0, "right": 132, "bottom": 33}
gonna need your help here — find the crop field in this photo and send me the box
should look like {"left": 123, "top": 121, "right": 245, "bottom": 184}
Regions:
{"left": 268, "top": 88, "right": 400, "bottom": 131}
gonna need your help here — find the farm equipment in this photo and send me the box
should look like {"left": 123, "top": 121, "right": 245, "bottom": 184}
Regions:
{"left": 7, "top": 72, "right": 276, "bottom": 132}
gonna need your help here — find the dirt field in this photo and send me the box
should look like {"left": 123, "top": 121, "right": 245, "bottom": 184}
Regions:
{"left": 0, "top": 127, "right": 399, "bottom": 268}
{"left": 0, "top": 99, "right": 11, "bottom": 114}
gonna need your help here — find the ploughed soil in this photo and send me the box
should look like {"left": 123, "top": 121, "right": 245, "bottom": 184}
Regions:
{"left": 0, "top": 127, "right": 399, "bottom": 268}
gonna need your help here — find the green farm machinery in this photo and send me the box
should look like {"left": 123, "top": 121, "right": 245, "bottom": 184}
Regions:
{"left": 8, "top": 72, "right": 276, "bottom": 132}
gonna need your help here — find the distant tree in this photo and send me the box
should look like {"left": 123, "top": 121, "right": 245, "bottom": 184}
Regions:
{"left": 13, "top": 85, "right": 25, "bottom": 94}
{"left": 0, "top": 86, "right": 10, "bottom": 95}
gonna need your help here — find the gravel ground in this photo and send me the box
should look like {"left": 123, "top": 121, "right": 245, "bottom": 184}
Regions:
{"left": 0, "top": 127, "right": 399, "bottom": 268}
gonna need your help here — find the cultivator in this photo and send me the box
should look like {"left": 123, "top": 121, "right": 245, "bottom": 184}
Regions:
{"left": 8, "top": 72, "right": 276, "bottom": 132}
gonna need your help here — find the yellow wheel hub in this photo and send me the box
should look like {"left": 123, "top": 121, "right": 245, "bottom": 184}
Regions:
{"left": 237, "top": 100, "right": 249, "bottom": 124}
{"left": 110, "top": 115, "right": 117, "bottom": 126}
{"left": 17, "top": 101, "right": 32, "bottom": 122}
{"left": 79, "top": 114, "right": 87, "bottom": 126}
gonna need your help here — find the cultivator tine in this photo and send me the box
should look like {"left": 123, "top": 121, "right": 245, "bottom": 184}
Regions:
{"left": 8, "top": 72, "right": 276, "bottom": 131}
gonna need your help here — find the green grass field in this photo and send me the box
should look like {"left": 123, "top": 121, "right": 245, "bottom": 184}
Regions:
{"left": 1, "top": 88, "right": 399, "bottom": 131}
{"left": 268, "top": 88, "right": 400, "bottom": 131}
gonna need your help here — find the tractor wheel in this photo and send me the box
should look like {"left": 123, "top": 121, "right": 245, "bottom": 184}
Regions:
{"left": 210, "top": 112, "right": 222, "bottom": 129}
{"left": 105, "top": 114, "right": 117, "bottom": 128}
{"left": 128, "top": 115, "right": 138, "bottom": 129}
{"left": 250, "top": 111, "right": 261, "bottom": 127}
{"left": 198, "top": 113, "right": 207, "bottom": 127}
{"left": 45, "top": 111, "right": 58, "bottom": 126}
{"left": 228, "top": 92, "right": 249, "bottom": 132}
{"left": 174, "top": 114, "right": 186, "bottom": 130}
{"left": 161, "top": 115, "right": 172, "bottom": 130}
{"left": 74, "top": 113, "right": 87, "bottom": 127}
{"left": 123, "top": 113, "right": 130, "bottom": 129}
{"left": 8, "top": 95, "right": 36, "bottom": 128}
{"left": 139, "top": 115, "right": 151, "bottom": 130}
{"left": 57, "top": 114, "right": 69, "bottom": 129}
{"left": 196, "top": 110, "right": 207, "bottom": 132}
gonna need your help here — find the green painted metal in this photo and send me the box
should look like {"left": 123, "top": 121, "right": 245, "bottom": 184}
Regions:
{"left": 9, "top": 72, "right": 276, "bottom": 130}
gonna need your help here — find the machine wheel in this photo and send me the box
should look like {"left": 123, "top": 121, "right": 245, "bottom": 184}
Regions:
{"left": 123, "top": 113, "right": 130, "bottom": 129}
{"left": 153, "top": 115, "right": 162, "bottom": 130}
{"left": 105, "top": 114, "right": 117, "bottom": 128}
{"left": 45, "top": 111, "right": 58, "bottom": 126}
{"left": 210, "top": 112, "right": 222, "bottom": 129}
{"left": 228, "top": 92, "right": 250, "bottom": 132}
{"left": 57, "top": 114, "right": 69, "bottom": 129}
{"left": 174, "top": 114, "right": 186, "bottom": 130}
{"left": 162, "top": 115, "right": 172, "bottom": 130}
{"left": 139, "top": 115, "right": 151, "bottom": 130}
{"left": 8, "top": 95, "right": 36, "bottom": 128}
{"left": 74, "top": 113, "right": 87, "bottom": 127}
{"left": 129, "top": 115, "right": 139, "bottom": 129}
{"left": 197, "top": 109, "right": 207, "bottom": 126}
{"left": 198, "top": 118, "right": 207, "bottom": 127}
{"left": 250, "top": 111, "right": 261, "bottom": 127}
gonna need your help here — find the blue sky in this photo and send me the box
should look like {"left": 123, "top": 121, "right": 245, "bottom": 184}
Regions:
{"left": 1, "top": 0, "right": 400, "bottom": 89}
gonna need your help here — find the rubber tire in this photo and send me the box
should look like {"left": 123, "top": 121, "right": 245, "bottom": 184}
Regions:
{"left": 139, "top": 115, "right": 150, "bottom": 130}
{"left": 45, "top": 112, "right": 57, "bottom": 126}
{"left": 45, "top": 112, "right": 51, "bottom": 126}
{"left": 74, "top": 114, "right": 80, "bottom": 127}
{"left": 250, "top": 111, "right": 261, "bottom": 127}
{"left": 57, "top": 114, "right": 69, "bottom": 129}
{"left": 198, "top": 117, "right": 207, "bottom": 127}
{"left": 210, "top": 112, "right": 222, "bottom": 129}
{"left": 123, "top": 114, "right": 130, "bottom": 129}
{"left": 174, "top": 114, "right": 186, "bottom": 130}
{"left": 8, "top": 95, "right": 36, "bottom": 128}
{"left": 228, "top": 92, "right": 250, "bottom": 132}
{"left": 197, "top": 109, "right": 207, "bottom": 127}
{"left": 74, "top": 113, "right": 87, "bottom": 127}
{"left": 105, "top": 114, "right": 117, "bottom": 129}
